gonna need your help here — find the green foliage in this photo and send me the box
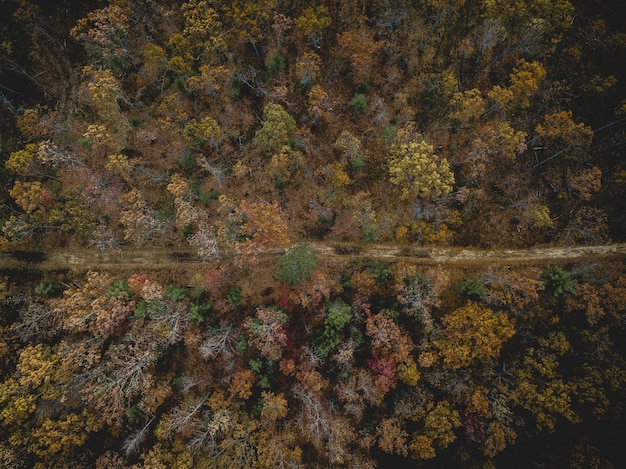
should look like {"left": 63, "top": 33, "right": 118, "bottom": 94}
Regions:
{"left": 226, "top": 287, "right": 242, "bottom": 309}
{"left": 349, "top": 156, "right": 365, "bottom": 171}
{"left": 325, "top": 299, "right": 352, "bottom": 329}
{"left": 349, "top": 93, "right": 368, "bottom": 117}
{"left": 369, "top": 261, "right": 391, "bottom": 284}
{"left": 133, "top": 300, "right": 148, "bottom": 318}
{"left": 188, "top": 300, "right": 211, "bottom": 325}
{"left": 235, "top": 338, "right": 248, "bottom": 354}
{"left": 179, "top": 151, "right": 197, "bottom": 173}
{"left": 128, "top": 404, "right": 145, "bottom": 424}
{"left": 276, "top": 243, "right": 319, "bottom": 287}
{"left": 249, "top": 357, "right": 263, "bottom": 373}
{"left": 107, "top": 279, "right": 130, "bottom": 298}
{"left": 459, "top": 278, "right": 487, "bottom": 300}
{"left": 163, "top": 285, "right": 189, "bottom": 301}
{"left": 317, "top": 299, "right": 352, "bottom": 359}
{"left": 382, "top": 125, "right": 398, "bottom": 144}
{"left": 267, "top": 52, "right": 286, "bottom": 76}
{"left": 541, "top": 265, "right": 577, "bottom": 297}
{"left": 199, "top": 188, "right": 220, "bottom": 205}
{"left": 35, "top": 280, "right": 64, "bottom": 297}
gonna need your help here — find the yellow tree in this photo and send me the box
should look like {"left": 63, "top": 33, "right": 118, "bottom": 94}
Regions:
{"left": 449, "top": 88, "right": 485, "bottom": 126}
{"left": 512, "top": 332, "right": 580, "bottom": 432}
{"left": 533, "top": 110, "right": 594, "bottom": 166}
{"left": 388, "top": 140, "right": 454, "bottom": 200}
{"left": 5, "top": 143, "right": 38, "bottom": 176}
{"left": 180, "top": 0, "right": 226, "bottom": 67}
{"left": 433, "top": 301, "right": 515, "bottom": 369}
{"left": 294, "top": 6, "right": 331, "bottom": 49}
{"left": 408, "top": 400, "right": 461, "bottom": 460}
{"left": 488, "top": 59, "right": 546, "bottom": 110}
{"left": 254, "top": 103, "right": 297, "bottom": 154}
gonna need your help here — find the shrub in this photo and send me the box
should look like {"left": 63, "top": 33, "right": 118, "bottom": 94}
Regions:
{"left": 459, "top": 278, "right": 487, "bottom": 300}
{"left": 276, "top": 243, "right": 319, "bottom": 287}
{"left": 35, "top": 280, "right": 64, "bottom": 297}
{"left": 541, "top": 265, "right": 577, "bottom": 297}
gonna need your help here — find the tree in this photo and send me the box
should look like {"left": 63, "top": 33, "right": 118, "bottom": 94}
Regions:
{"left": 433, "top": 302, "right": 515, "bottom": 369}
{"left": 336, "top": 28, "right": 384, "bottom": 84}
{"left": 276, "top": 243, "right": 319, "bottom": 287}
{"left": 183, "top": 116, "right": 220, "bottom": 150}
{"left": 254, "top": 103, "right": 297, "bottom": 154}
{"left": 238, "top": 199, "right": 291, "bottom": 260}
{"left": 119, "top": 190, "right": 168, "bottom": 244}
{"left": 377, "top": 417, "right": 409, "bottom": 457}
{"left": 449, "top": 88, "right": 485, "bottom": 126}
{"left": 70, "top": 4, "right": 130, "bottom": 63}
{"left": 512, "top": 334, "right": 580, "bottom": 432}
{"left": 482, "top": 267, "right": 544, "bottom": 313}
{"left": 408, "top": 400, "right": 461, "bottom": 460}
{"left": 365, "top": 312, "right": 412, "bottom": 363}
{"left": 294, "top": 6, "right": 331, "bottom": 49}
{"left": 243, "top": 307, "right": 289, "bottom": 361}
{"left": 5, "top": 143, "right": 38, "bottom": 176}
{"left": 179, "top": 0, "right": 226, "bottom": 67}
{"left": 388, "top": 140, "right": 454, "bottom": 200}
{"left": 533, "top": 110, "right": 594, "bottom": 167}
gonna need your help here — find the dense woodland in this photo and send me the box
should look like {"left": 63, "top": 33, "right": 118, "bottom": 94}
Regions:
{"left": 1, "top": 0, "right": 626, "bottom": 467}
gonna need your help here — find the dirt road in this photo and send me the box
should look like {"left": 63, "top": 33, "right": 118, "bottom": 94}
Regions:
{"left": 2, "top": 242, "right": 625, "bottom": 272}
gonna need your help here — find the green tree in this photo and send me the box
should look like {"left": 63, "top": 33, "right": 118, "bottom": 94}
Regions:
{"left": 276, "top": 243, "right": 318, "bottom": 287}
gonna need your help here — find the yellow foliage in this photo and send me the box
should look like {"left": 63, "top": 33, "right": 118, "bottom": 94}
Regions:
{"left": 9, "top": 181, "right": 52, "bottom": 217}
{"left": 409, "top": 434, "right": 436, "bottom": 460}
{"left": 17, "top": 344, "right": 68, "bottom": 400}
{"left": 183, "top": 116, "right": 220, "bottom": 147}
{"left": 535, "top": 111, "right": 594, "bottom": 149}
{"left": 266, "top": 145, "right": 303, "bottom": 182}
{"left": 0, "top": 378, "right": 36, "bottom": 426}
{"left": 449, "top": 88, "right": 484, "bottom": 123}
{"left": 295, "top": 51, "right": 321, "bottom": 83}
{"left": 308, "top": 84, "right": 330, "bottom": 120}
{"left": 29, "top": 411, "right": 99, "bottom": 459}
{"left": 482, "top": 421, "right": 517, "bottom": 458}
{"left": 489, "top": 59, "right": 546, "bottom": 109}
{"left": 106, "top": 154, "right": 134, "bottom": 182}
{"left": 254, "top": 103, "right": 297, "bottom": 154}
{"left": 434, "top": 301, "right": 515, "bottom": 369}
{"left": 397, "top": 359, "right": 420, "bottom": 386}
{"left": 523, "top": 204, "right": 554, "bottom": 229}
{"left": 5, "top": 143, "right": 38, "bottom": 176}
{"left": 388, "top": 140, "right": 454, "bottom": 200}
{"left": 294, "top": 6, "right": 331, "bottom": 39}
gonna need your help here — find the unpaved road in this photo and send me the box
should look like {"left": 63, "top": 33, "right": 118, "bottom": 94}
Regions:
{"left": 2, "top": 242, "right": 626, "bottom": 272}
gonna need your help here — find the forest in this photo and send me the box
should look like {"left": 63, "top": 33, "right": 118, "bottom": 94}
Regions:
{"left": 1, "top": 0, "right": 626, "bottom": 467}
